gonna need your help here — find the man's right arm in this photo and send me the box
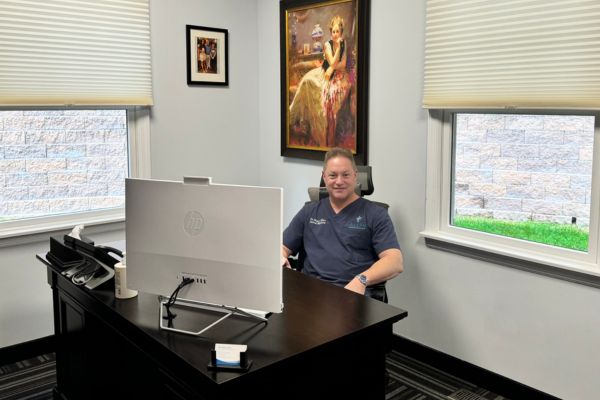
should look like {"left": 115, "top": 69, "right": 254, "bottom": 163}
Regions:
{"left": 281, "top": 205, "right": 307, "bottom": 268}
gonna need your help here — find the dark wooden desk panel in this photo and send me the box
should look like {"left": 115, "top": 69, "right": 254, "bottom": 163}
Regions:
{"left": 40, "top": 253, "right": 407, "bottom": 399}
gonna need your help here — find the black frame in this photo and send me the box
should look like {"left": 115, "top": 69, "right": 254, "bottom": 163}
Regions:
{"left": 186, "top": 25, "right": 229, "bottom": 86}
{"left": 280, "top": 0, "right": 370, "bottom": 165}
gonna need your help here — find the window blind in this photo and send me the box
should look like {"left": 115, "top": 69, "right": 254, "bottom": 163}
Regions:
{"left": 423, "top": 0, "right": 600, "bottom": 109}
{"left": 0, "top": 0, "right": 152, "bottom": 106}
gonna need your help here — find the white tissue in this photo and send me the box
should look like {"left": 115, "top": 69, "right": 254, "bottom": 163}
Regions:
{"left": 68, "top": 224, "right": 85, "bottom": 239}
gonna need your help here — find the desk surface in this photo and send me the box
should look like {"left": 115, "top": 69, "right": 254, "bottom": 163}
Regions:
{"left": 40, "top": 243, "right": 407, "bottom": 397}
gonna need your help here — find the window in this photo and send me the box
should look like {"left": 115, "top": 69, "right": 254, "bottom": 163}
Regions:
{"left": 0, "top": 107, "right": 150, "bottom": 239}
{"left": 453, "top": 113, "right": 594, "bottom": 252}
{"left": 422, "top": 0, "right": 600, "bottom": 285}
{"left": 423, "top": 110, "right": 600, "bottom": 283}
{"left": 0, "top": 0, "right": 152, "bottom": 240}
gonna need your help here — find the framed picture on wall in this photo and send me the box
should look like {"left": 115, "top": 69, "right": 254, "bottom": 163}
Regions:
{"left": 280, "top": 0, "right": 370, "bottom": 164}
{"left": 186, "top": 25, "right": 229, "bottom": 86}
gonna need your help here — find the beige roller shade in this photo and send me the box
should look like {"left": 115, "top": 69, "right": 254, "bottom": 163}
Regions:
{"left": 0, "top": 0, "right": 152, "bottom": 106}
{"left": 423, "top": 0, "right": 600, "bottom": 109}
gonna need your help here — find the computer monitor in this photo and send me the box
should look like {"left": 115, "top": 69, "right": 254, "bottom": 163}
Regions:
{"left": 125, "top": 177, "right": 283, "bottom": 314}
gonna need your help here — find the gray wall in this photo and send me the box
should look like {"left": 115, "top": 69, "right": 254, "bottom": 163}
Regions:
{"left": 149, "top": 0, "right": 259, "bottom": 184}
{"left": 258, "top": 1, "right": 600, "bottom": 399}
{"left": 0, "top": 0, "right": 260, "bottom": 348}
{"left": 3, "top": 1, "right": 600, "bottom": 399}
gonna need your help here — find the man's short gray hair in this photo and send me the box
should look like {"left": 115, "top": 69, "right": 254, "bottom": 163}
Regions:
{"left": 323, "top": 147, "right": 357, "bottom": 171}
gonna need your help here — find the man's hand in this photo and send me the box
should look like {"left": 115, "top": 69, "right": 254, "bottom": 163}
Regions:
{"left": 344, "top": 249, "right": 403, "bottom": 296}
{"left": 344, "top": 276, "right": 366, "bottom": 295}
{"left": 281, "top": 245, "right": 292, "bottom": 269}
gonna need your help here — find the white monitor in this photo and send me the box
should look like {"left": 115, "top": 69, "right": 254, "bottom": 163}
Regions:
{"left": 125, "top": 177, "right": 283, "bottom": 314}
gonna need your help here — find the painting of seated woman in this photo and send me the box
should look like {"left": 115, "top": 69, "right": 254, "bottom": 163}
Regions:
{"left": 283, "top": 0, "right": 367, "bottom": 162}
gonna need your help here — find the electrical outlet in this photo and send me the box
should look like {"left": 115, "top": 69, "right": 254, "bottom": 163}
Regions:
{"left": 177, "top": 272, "right": 208, "bottom": 284}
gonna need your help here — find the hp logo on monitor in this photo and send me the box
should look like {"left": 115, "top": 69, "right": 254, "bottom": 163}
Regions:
{"left": 184, "top": 211, "right": 204, "bottom": 236}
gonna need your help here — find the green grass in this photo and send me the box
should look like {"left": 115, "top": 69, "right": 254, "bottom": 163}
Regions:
{"left": 453, "top": 216, "right": 589, "bottom": 252}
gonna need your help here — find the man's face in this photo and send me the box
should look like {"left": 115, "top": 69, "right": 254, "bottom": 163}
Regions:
{"left": 323, "top": 156, "right": 357, "bottom": 203}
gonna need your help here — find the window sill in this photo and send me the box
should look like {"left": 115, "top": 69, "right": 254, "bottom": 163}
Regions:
{"left": 0, "top": 210, "right": 125, "bottom": 248}
{"left": 420, "top": 230, "right": 600, "bottom": 289}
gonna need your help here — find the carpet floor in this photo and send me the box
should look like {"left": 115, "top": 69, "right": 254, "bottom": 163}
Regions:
{"left": 0, "top": 354, "right": 55, "bottom": 400}
{"left": 386, "top": 350, "right": 508, "bottom": 400}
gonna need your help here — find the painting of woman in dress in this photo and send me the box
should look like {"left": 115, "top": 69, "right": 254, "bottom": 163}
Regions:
{"left": 285, "top": 1, "right": 358, "bottom": 154}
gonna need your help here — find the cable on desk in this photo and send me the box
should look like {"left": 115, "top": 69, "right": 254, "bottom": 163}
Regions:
{"left": 163, "top": 278, "right": 194, "bottom": 327}
{"left": 71, "top": 257, "right": 103, "bottom": 286}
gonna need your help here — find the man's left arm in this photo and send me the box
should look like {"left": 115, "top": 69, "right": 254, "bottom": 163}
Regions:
{"left": 345, "top": 248, "right": 403, "bottom": 295}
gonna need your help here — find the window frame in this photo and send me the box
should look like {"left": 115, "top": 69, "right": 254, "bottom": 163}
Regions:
{"left": 0, "top": 106, "right": 150, "bottom": 242}
{"left": 422, "top": 109, "right": 600, "bottom": 285}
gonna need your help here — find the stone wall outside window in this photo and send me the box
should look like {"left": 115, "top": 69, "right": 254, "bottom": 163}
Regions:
{"left": 0, "top": 110, "right": 127, "bottom": 221}
{"left": 454, "top": 114, "right": 593, "bottom": 229}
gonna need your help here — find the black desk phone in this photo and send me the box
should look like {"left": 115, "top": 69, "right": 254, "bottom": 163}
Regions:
{"left": 46, "top": 234, "right": 122, "bottom": 290}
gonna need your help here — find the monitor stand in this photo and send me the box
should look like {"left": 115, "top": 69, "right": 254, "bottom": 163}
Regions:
{"left": 159, "top": 297, "right": 269, "bottom": 336}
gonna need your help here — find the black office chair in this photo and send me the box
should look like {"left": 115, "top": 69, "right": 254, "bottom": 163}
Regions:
{"left": 290, "top": 165, "right": 390, "bottom": 302}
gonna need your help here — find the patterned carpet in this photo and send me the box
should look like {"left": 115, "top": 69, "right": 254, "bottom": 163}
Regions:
{"left": 0, "top": 351, "right": 506, "bottom": 400}
{"left": 0, "top": 354, "right": 55, "bottom": 400}
{"left": 386, "top": 350, "right": 508, "bottom": 400}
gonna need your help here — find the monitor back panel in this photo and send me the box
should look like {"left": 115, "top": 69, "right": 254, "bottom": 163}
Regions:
{"left": 125, "top": 178, "right": 283, "bottom": 313}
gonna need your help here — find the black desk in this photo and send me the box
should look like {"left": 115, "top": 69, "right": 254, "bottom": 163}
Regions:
{"left": 39, "top": 251, "right": 407, "bottom": 399}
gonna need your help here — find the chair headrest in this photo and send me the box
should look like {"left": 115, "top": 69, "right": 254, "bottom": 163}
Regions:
{"left": 356, "top": 165, "right": 374, "bottom": 196}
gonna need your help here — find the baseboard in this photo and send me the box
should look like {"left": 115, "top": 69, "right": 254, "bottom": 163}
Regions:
{"left": 392, "top": 335, "right": 560, "bottom": 400}
{"left": 0, "top": 335, "right": 55, "bottom": 366}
